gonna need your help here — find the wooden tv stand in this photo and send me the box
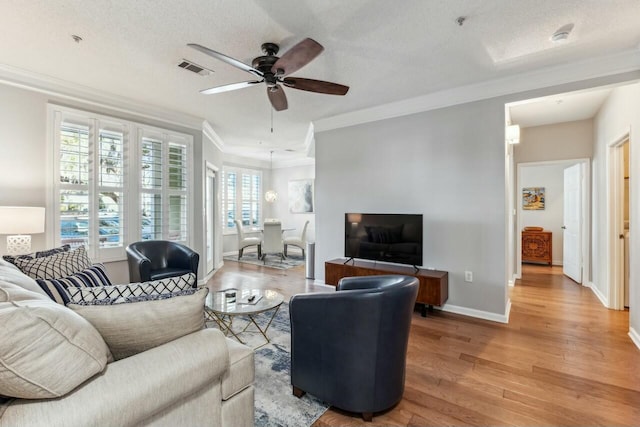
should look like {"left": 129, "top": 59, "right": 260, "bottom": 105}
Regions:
{"left": 324, "top": 258, "right": 448, "bottom": 317}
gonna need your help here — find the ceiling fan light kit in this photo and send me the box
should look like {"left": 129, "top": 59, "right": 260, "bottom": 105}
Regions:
{"left": 188, "top": 38, "right": 349, "bottom": 111}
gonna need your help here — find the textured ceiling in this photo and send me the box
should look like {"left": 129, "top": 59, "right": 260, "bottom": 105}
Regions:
{"left": 1, "top": 0, "right": 639, "bottom": 159}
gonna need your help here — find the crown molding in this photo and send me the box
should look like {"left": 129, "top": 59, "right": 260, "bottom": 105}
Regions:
{"left": 0, "top": 63, "right": 203, "bottom": 130}
{"left": 202, "top": 120, "right": 225, "bottom": 152}
{"left": 314, "top": 49, "right": 640, "bottom": 132}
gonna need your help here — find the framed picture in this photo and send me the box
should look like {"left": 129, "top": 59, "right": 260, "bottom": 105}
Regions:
{"left": 288, "top": 179, "right": 314, "bottom": 213}
{"left": 522, "top": 187, "right": 545, "bottom": 210}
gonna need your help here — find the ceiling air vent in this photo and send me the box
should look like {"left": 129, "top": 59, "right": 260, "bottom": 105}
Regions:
{"left": 177, "top": 59, "right": 213, "bottom": 76}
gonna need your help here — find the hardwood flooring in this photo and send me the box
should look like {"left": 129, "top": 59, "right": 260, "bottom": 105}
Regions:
{"left": 208, "top": 261, "right": 640, "bottom": 426}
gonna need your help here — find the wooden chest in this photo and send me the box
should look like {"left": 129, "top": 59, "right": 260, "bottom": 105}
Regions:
{"left": 522, "top": 230, "right": 552, "bottom": 265}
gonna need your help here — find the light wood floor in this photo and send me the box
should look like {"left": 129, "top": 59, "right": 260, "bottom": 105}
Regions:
{"left": 208, "top": 261, "right": 640, "bottom": 426}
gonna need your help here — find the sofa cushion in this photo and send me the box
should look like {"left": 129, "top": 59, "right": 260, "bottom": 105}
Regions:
{"left": 222, "top": 338, "right": 255, "bottom": 401}
{"left": 14, "top": 246, "right": 92, "bottom": 280}
{"left": 0, "top": 283, "right": 111, "bottom": 399}
{"left": 2, "top": 244, "right": 71, "bottom": 266}
{"left": 35, "top": 263, "right": 113, "bottom": 305}
{"left": 65, "top": 272, "right": 196, "bottom": 305}
{"left": 68, "top": 286, "right": 208, "bottom": 360}
{"left": 0, "top": 260, "right": 48, "bottom": 297}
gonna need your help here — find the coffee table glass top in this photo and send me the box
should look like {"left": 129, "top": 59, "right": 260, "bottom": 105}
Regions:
{"left": 206, "top": 288, "right": 284, "bottom": 315}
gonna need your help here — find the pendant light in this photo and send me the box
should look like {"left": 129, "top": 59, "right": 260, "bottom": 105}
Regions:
{"left": 265, "top": 150, "right": 278, "bottom": 203}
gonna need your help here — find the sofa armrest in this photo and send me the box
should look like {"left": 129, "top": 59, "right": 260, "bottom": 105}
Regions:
{"left": 1, "top": 329, "right": 229, "bottom": 427}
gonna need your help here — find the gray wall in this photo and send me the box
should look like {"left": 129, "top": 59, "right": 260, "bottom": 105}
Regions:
{"left": 315, "top": 98, "right": 508, "bottom": 316}
{"left": 0, "top": 82, "right": 219, "bottom": 284}
{"left": 314, "top": 72, "right": 640, "bottom": 319}
{"left": 515, "top": 119, "right": 593, "bottom": 164}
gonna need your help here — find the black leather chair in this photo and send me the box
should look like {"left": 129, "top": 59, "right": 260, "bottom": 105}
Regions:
{"left": 126, "top": 241, "right": 199, "bottom": 285}
{"left": 289, "top": 275, "right": 419, "bottom": 421}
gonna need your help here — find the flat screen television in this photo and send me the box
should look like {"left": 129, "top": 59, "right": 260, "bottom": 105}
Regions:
{"left": 344, "top": 213, "right": 423, "bottom": 266}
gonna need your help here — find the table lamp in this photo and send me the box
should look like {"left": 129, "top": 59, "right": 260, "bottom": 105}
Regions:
{"left": 0, "top": 206, "right": 45, "bottom": 255}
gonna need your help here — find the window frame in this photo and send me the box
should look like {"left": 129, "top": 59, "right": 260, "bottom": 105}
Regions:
{"left": 48, "top": 105, "right": 194, "bottom": 262}
{"left": 221, "top": 166, "right": 263, "bottom": 235}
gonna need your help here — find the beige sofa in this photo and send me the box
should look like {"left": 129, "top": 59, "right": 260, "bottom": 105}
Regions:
{"left": 0, "top": 260, "right": 255, "bottom": 427}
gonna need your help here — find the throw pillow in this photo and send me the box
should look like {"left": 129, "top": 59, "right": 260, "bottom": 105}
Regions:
{"left": 66, "top": 272, "right": 196, "bottom": 305}
{"left": 0, "top": 260, "right": 49, "bottom": 297}
{"left": 35, "top": 263, "right": 112, "bottom": 305}
{"left": 0, "top": 297, "right": 111, "bottom": 399}
{"left": 2, "top": 244, "right": 71, "bottom": 266}
{"left": 68, "top": 286, "right": 207, "bottom": 360}
{"left": 14, "top": 246, "right": 92, "bottom": 280}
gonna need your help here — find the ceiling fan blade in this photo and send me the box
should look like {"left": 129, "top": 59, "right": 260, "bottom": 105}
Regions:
{"left": 282, "top": 77, "right": 349, "bottom": 95}
{"left": 267, "top": 85, "right": 288, "bottom": 111}
{"left": 188, "top": 43, "right": 263, "bottom": 78}
{"left": 200, "top": 80, "right": 262, "bottom": 95}
{"left": 271, "top": 38, "right": 324, "bottom": 76}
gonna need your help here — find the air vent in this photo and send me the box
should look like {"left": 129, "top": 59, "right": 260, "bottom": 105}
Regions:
{"left": 177, "top": 59, "right": 213, "bottom": 76}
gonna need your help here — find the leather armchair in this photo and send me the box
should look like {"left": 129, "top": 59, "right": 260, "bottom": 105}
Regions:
{"left": 126, "top": 241, "right": 199, "bottom": 284}
{"left": 289, "top": 275, "right": 419, "bottom": 421}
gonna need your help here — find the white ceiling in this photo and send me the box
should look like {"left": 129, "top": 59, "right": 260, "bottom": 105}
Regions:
{"left": 1, "top": 0, "right": 640, "bottom": 160}
{"left": 508, "top": 87, "right": 613, "bottom": 128}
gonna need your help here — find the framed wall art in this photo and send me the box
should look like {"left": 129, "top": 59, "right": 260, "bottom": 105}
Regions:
{"left": 522, "top": 187, "right": 545, "bottom": 210}
{"left": 288, "top": 179, "right": 314, "bottom": 213}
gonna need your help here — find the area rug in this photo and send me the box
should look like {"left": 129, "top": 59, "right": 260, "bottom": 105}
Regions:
{"left": 224, "top": 252, "right": 305, "bottom": 270}
{"left": 206, "top": 303, "right": 329, "bottom": 426}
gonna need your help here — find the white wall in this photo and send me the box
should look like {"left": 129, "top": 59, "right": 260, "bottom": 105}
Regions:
{"left": 271, "top": 163, "right": 316, "bottom": 248}
{"left": 593, "top": 83, "right": 640, "bottom": 337}
{"left": 520, "top": 164, "right": 566, "bottom": 265}
{"left": 315, "top": 98, "right": 508, "bottom": 316}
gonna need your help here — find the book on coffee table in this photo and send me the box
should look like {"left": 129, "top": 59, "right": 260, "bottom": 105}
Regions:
{"left": 237, "top": 295, "right": 263, "bottom": 305}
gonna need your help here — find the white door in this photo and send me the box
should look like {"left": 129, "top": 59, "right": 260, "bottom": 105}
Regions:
{"left": 205, "top": 167, "right": 216, "bottom": 274}
{"left": 563, "top": 164, "right": 582, "bottom": 283}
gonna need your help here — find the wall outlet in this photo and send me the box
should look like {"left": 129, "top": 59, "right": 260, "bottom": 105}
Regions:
{"left": 464, "top": 271, "right": 473, "bottom": 282}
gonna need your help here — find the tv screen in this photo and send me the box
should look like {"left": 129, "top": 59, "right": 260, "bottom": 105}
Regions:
{"left": 344, "top": 213, "right": 423, "bottom": 266}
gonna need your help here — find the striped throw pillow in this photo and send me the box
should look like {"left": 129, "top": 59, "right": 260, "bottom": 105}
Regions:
{"left": 36, "top": 263, "right": 112, "bottom": 305}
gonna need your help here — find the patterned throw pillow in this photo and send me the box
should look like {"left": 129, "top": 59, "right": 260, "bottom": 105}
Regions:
{"left": 35, "top": 264, "right": 112, "bottom": 305}
{"left": 14, "top": 246, "right": 91, "bottom": 280}
{"left": 66, "top": 273, "right": 196, "bottom": 305}
{"left": 2, "top": 244, "right": 70, "bottom": 266}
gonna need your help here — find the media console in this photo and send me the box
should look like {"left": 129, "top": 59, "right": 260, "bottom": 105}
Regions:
{"left": 324, "top": 258, "right": 448, "bottom": 317}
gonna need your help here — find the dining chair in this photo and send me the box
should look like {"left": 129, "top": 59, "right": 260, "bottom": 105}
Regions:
{"left": 284, "top": 220, "right": 309, "bottom": 258}
{"left": 234, "top": 219, "right": 262, "bottom": 259}
{"left": 262, "top": 221, "right": 284, "bottom": 263}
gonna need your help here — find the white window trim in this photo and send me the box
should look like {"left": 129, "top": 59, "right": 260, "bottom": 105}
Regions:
{"left": 47, "top": 104, "right": 194, "bottom": 263}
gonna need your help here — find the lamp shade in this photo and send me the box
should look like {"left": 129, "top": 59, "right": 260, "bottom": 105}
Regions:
{"left": 506, "top": 124, "right": 521, "bottom": 144}
{"left": 0, "top": 207, "right": 45, "bottom": 234}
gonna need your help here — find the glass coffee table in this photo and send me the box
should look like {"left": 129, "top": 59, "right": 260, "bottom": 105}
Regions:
{"left": 205, "top": 288, "right": 284, "bottom": 348}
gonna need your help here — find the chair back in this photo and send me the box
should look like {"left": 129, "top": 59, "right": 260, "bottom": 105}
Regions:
{"left": 262, "top": 221, "right": 283, "bottom": 254}
{"left": 234, "top": 219, "right": 245, "bottom": 240}
{"left": 299, "top": 220, "right": 309, "bottom": 243}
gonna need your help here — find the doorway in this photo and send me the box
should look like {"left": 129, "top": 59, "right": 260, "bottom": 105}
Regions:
{"left": 608, "top": 135, "right": 630, "bottom": 310}
{"left": 515, "top": 159, "right": 590, "bottom": 284}
{"left": 205, "top": 163, "right": 217, "bottom": 276}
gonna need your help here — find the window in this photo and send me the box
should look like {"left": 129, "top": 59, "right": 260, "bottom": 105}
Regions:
{"left": 51, "top": 106, "right": 192, "bottom": 261}
{"left": 221, "top": 167, "right": 262, "bottom": 232}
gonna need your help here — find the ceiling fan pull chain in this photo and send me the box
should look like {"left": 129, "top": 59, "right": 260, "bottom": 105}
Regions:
{"left": 271, "top": 107, "right": 274, "bottom": 133}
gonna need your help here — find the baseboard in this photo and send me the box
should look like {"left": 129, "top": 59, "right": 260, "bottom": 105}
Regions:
{"left": 441, "top": 298, "right": 511, "bottom": 324}
{"left": 552, "top": 260, "right": 563, "bottom": 266}
{"left": 508, "top": 274, "right": 517, "bottom": 287}
{"left": 586, "top": 281, "right": 609, "bottom": 307}
{"left": 629, "top": 327, "right": 640, "bottom": 351}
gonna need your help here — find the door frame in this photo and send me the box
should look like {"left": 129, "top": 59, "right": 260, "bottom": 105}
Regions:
{"left": 515, "top": 158, "right": 591, "bottom": 284}
{"left": 607, "top": 131, "right": 630, "bottom": 310}
{"left": 204, "top": 161, "right": 219, "bottom": 277}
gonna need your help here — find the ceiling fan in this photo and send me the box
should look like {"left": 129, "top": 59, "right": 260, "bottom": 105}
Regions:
{"left": 187, "top": 38, "right": 349, "bottom": 111}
